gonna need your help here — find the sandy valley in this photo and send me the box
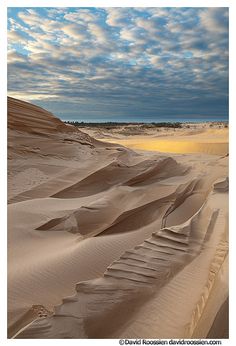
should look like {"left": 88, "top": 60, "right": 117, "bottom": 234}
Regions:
{"left": 8, "top": 97, "right": 228, "bottom": 339}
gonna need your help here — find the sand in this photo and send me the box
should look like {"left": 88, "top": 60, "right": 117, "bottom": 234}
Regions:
{"left": 81, "top": 124, "right": 228, "bottom": 156}
{"left": 7, "top": 97, "right": 229, "bottom": 339}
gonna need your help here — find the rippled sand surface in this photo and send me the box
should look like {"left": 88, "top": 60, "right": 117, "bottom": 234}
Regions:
{"left": 8, "top": 97, "right": 228, "bottom": 338}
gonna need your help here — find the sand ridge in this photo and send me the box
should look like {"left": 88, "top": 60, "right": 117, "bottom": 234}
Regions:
{"left": 7, "top": 97, "right": 228, "bottom": 338}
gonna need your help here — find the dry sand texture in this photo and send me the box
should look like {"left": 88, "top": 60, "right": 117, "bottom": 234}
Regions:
{"left": 8, "top": 97, "right": 228, "bottom": 338}
{"left": 82, "top": 123, "right": 228, "bottom": 156}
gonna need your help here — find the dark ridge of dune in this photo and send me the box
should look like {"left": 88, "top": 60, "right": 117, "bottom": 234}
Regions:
{"left": 124, "top": 157, "right": 189, "bottom": 186}
{"left": 101, "top": 178, "right": 210, "bottom": 236}
{"left": 51, "top": 157, "right": 188, "bottom": 199}
{"left": 213, "top": 177, "right": 229, "bottom": 193}
{"left": 8, "top": 97, "right": 75, "bottom": 134}
{"left": 7, "top": 96, "right": 96, "bottom": 146}
{"left": 207, "top": 298, "right": 229, "bottom": 338}
{"left": 37, "top": 187, "right": 173, "bottom": 234}
{"left": 16, "top": 200, "right": 223, "bottom": 339}
{"left": 36, "top": 176, "right": 211, "bottom": 241}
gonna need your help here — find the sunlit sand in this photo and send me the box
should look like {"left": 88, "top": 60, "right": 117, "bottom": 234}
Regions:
{"left": 88, "top": 128, "right": 228, "bottom": 155}
{"left": 8, "top": 97, "right": 228, "bottom": 339}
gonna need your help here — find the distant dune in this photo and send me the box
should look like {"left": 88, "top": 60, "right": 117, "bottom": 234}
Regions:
{"left": 81, "top": 123, "right": 229, "bottom": 156}
{"left": 8, "top": 97, "right": 228, "bottom": 339}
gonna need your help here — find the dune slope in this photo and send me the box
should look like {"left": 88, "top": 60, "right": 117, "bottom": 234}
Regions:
{"left": 7, "top": 97, "right": 228, "bottom": 339}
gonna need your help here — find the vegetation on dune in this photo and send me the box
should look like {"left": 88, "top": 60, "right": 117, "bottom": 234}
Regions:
{"left": 64, "top": 121, "right": 183, "bottom": 129}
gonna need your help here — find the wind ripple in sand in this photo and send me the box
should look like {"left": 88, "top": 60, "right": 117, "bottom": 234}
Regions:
{"left": 16, "top": 197, "right": 222, "bottom": 338}
{"left": 8, "top": 97, "right": 228, "bottom": 339}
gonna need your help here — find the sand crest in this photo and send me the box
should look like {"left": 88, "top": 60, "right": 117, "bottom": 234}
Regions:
{"left": 7, "top": 97, "right": 228, "bottom": 338}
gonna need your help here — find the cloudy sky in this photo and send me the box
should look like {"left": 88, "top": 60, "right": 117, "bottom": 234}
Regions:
{"left": 8, "top": 7, "right": 228, "bottom": 122}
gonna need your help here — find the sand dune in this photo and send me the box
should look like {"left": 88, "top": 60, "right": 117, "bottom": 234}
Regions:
{"left": 82, "top": 124, "right": 228, "bottom": 156}
{"left": 7, "top": 97, "right": 228, "bottom": 339}
{"left": 8, "top": 97, "right": 84, "bottom": 135}
{"left": 15, "top": 191, "right": 228, "bottom": 339}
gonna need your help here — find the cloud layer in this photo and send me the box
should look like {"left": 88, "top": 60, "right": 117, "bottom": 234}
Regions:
{"left": 8, "top": 7, "right": 228, "bottom": 121}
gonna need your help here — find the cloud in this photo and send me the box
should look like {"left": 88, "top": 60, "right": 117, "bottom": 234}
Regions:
{"left": 200, "top": 8, "right": 228, "bottom": 33}
{"left": 120, "top": 27, "right": 145, "bottom": 43}
{"left": 62, "top": 23, "right": 89, "bottom": 41}
{"left": 105, "top": 8, "right": 130, "bottom": 27}
{"left": 64, "top": 9, "right": 97, "bottom": 23}
{"left": 7, "top": 7, "right": 228, "bottom": 121}
{"left": 87, "top": 23, "right": 110, "bottom": 44}
{"left": 8, "top": 30, "right": 29, "bottom": 45}
{"left": 18, "top": 9, "right": 42, "bottom": 27}
{"left": 8, "top": 49, "right": 27, "bottom": 63}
